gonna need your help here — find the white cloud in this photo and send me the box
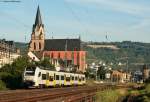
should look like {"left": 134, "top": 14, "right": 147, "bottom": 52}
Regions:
{"left": 65, "top": 0, "right": 150, "bottom": 38}
{"left": 66, "top": 0, "right": 150, "bottom": 17}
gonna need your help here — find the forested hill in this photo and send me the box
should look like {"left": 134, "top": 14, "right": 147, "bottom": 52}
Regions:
{"left": 14, "top": 41, "right": 150, "bottom": 70}
{"left": 83, "top": 41, "right": 150, "bottom": 70}
{"left": 14, "top": 42, "right": 28, "bottom": 55}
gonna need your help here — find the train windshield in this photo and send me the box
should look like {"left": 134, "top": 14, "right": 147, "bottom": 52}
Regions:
{"left": 25, "top": 66, "right": 36, "bottom": 76}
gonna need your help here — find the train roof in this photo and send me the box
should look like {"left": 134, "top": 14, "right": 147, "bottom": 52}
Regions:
{"left": 35, "top": 66, "right": 85, "bottom": 75}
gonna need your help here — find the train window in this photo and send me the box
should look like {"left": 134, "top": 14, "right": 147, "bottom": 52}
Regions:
{"left": 79, "top": 78, "right": 81, "bottom": 81}
{"left": 72, "top": 76, "right": 74, "bottom": 80}
{"left": 56, "top": 75, "right": 59, "bottom": 80}
{"left": 25, "top": 67, "right": 36, "bottom": 76}
{"left": 49, "top": 76, "right": 53, "bottom": 81}
{"left": 26, "top": 66, "right": 36, "bottom": 71}
{"left": 82, "top": 77, "right": 85, "bottom": 81}
{"left": 25, "top": 71, "right": 35, "bottom": 76}
{"left": 75, "top": 77, "right": 78, "bottom": 80}
{"left": 54, "top": 73, "right": 56, "bottom": 80}
{"left": 38, "top": 72, "right": 41, "bottom": 77}
{"left": 61, "top": 76, "right": 64, "bottom": 80}
{"left": 66, "top": 77, "right": 70, "bottom": 81}
{"left": 42, "top": 74, "right": 46, "bottom": 80}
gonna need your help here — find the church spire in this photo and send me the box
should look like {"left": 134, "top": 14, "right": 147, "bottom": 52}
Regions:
{"left": 35, "top": 5, "right": 42, "bottom": 26}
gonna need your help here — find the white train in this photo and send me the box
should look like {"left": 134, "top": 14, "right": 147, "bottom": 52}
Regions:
{"left": 23, "top": 66, "right": 86, "bottom": 88}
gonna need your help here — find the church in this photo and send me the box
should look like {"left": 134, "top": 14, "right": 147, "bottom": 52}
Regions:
{"left": 29, "top": 6, "right": 86, "bottom": 72}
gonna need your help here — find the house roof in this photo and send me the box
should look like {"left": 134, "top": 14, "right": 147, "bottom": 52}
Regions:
{"left": 44, "top": 39, "right": 81, "bottom": 51}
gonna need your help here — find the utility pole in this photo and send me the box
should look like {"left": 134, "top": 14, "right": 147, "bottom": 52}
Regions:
{"left": 96, "top": 67, "right": 98, "bottom": 81}
{"left": 126, "top": 59, "right": 129, "bottom": 82}
{"left": 127, "top": 59, "right": 128, "bottom": 73}
{"left": 96, "top": 68, "right": 97, "bottom": 81}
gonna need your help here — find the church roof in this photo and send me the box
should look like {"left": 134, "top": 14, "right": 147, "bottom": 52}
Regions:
{"left": 44, "top": 39, "right": 81, "bottom": 51}
{"left": 35, "top": 6, "right": 42, "bottom": 26}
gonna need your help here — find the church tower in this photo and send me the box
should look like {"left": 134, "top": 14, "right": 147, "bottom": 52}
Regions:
{"left": 29, "top": 6, "right": 45, "bottom": 52}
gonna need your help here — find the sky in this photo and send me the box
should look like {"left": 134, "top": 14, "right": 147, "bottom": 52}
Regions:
{"left": 0, "top": 0, "right": 150, "bottom": 43}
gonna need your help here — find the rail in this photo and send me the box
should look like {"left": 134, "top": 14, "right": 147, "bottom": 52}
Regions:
{"left": 0, "top": 84, "right": 133, "bottom": 102}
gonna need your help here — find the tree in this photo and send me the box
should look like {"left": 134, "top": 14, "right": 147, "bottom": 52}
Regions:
{"left": 0, "top": 56, "right": 31, "bottom": 89}
{"left": 97, "top": 66, "right": 106, "bottom": 80}
{"left": 36, "top": 58, "right": 55, "bottom": 70}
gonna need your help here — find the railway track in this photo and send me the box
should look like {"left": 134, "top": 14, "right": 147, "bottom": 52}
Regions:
{"left": 0, "top": 86, "right": 97, "bottom": 102}
{"left": 0, "top": 84, "right": 131, "bottom": 102}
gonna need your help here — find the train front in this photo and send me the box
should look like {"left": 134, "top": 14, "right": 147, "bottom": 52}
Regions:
{"left": 23, "top": 66, "right": 37, "bottom": 88}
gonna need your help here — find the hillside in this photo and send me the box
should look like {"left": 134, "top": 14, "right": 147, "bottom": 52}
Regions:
{"left": 83, "top": 41, "right": 150, "bottom": 70}
{"left": 14, "top": 42, "right": 28, "bottom": 55}
{"left": 14, "top": 41, "right": 150, "bottom": 70}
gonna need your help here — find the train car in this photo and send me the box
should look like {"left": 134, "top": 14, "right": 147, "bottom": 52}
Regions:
{"left": 23, "top": 66, "right": 86, "bottom": 88}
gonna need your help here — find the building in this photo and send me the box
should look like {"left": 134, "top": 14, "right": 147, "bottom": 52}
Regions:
{"left": 29, "top": 6, "right": 86, "bottom": 72}
{"left": 142, "top": 64, "right": 150, "bottom": 81}
{"left": 133, "top": 70, "right": 143, "bottom": 83}
{"left": 111, "top": 70, "right": 131, "bottom": 83}
{"left": 0, "top": 39, "right": 20, "bottom": 68}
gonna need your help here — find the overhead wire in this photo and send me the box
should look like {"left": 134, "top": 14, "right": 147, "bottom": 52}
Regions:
{"left": 0, "top": 10, "right": 31, "bottom": 29}
{"left": 0, "top": 0, "right": 40, "bottom": 42}
{"left": 0, "top": 0, "right": 21, "bottom": 3}
{"left": 0, "top": 0, "right": 34, "bottom": 29}
{"left": 63, "top": 0, "right": 109, "bottom": 42}
{"left": 63, "top": 0, "right": 91, "bottom": 39}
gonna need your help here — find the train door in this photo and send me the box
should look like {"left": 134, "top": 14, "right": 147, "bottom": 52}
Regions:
{"left": 41, "top": 73, "right": 46, "bottom": 87}
{"left": 53, "top": 73, "right": 56, "bottom": 87}
{"left": 61, "top": 75, "right": 64, "bottom": 86}
{"left": 79, "top": 76, "right": 81, "bottom": 85}
{"left": 64, "top": 74, "right": 66, "bottom": 86}
{"left": 46, "top": 73, "right": 49, "bottom": 87}
{"left": 66, "top": 74, "right": 70, "bottom": 86}
{"left": 70, "top": 75, "right": 73, "bottom": 85}
{"left": 83, "top": 75, "right": 86, "bottom": 84}
{"left": 74, "top": 75, "right": 77, "bottom": 85}
{"left": 71, "top": 75, "right": 75, "bottom": 85}
{"left": 49, "top": 72, "right": 54, "bottom": 87}
{"left": 37, "top": 72, "right": 42, "bottom": 86}
{"left": 56, "top": 74, "right": 60, "bottom": 86}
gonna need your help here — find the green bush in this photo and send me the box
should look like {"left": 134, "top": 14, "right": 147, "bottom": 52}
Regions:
{"left": 134, "top": 84, "right": 150, "bottom": 102}
{"left": 0, "top": 80, "right": 6, "bottom": 90}
{"left": 0, "top": 72, "right": 23, "bottom": 89}
{"left": 0, "top": 56, "right": 30, "bottom": 90}
{"left": 142, "top": 95, "right": 150, "bottom": 102}
{"left": 36, "top": 58, "right": 55, "bottom": 70}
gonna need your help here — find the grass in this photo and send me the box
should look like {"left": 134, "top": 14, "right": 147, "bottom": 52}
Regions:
{"left": 96, "top": 83, "right": 150, "bottom": 102}
{"left": 96, "top": 88, "right": 128, "bottom": 102}
{"left": 145, "top": 84, "right": 150, "bottom": 94}
{"left": 141, "top": 84, "right": 150, "bottom": 102}
{"left": 128, "top": 83, "right": 150, "bottom": 102}
{"left": 86, "top": 79, "right": 96, "bottom": 86}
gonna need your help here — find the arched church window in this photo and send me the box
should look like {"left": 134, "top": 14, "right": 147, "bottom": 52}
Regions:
{"left": 39, "top": 42, "right": 41, "bottom": 50}
{"left": 39, "top": 32, "right": 43, "bottom": 39}
{"left": 51, "top": 53, "right": 54, "bottom": 58}
{"left": 58, "top": 52, "right": 60, "bottom": 58}
{"left": 34, "top": 42, "right": 36, "bottom": 50}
